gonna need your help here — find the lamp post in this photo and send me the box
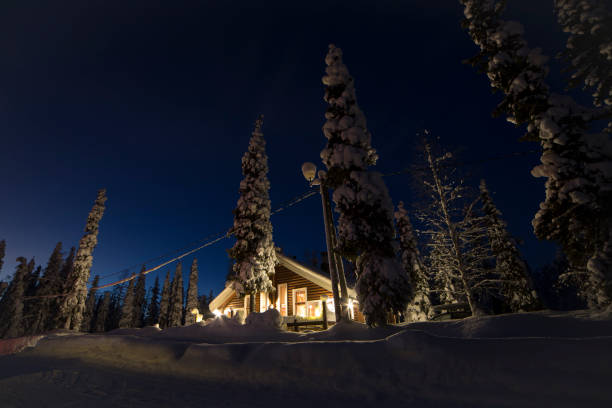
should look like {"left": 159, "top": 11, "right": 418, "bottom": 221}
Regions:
{"left": 301, "top": 162, "right": 350, "bottom": 322}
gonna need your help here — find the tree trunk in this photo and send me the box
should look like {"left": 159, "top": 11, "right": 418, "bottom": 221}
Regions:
{"left": 425, "top": 144, "right": 480, "bottom": 316}
{"left": 326, "top": 196, "right": 351, "bottom": 320}
{"left": 321, "top": 184, "right": 343, "bottom": 321}
{"left": 249, "top": 292, "right": 256, "bottom": 313}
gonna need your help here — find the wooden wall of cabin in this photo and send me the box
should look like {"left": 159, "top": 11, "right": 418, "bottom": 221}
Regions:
{"left": 217, "top": 263, "right": 365, "bottom": 323}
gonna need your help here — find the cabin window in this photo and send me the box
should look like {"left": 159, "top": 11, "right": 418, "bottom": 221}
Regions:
{"left": 223, "top": 307, "right": 232, "bottom": 318}
{"left": 306, "top": 300, "right": 322, "bottom": 318}
{"left": 259, "top": 292, "right": 271, "bottom": 312}
{"left": 293, "top": 288, "right": 307, "bottom": 317}
{"left": 277, "top": 283, "right": 288, "bottom": 316}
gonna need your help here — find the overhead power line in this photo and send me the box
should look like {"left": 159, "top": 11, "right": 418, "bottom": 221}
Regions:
{"left": 22, "top": 148, "right": 538, "bottom": 298}
{"left": 86, "top": 187, "right": 319, "bottom": 291}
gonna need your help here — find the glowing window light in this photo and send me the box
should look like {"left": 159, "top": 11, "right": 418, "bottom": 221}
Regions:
{"left": 325, "top": 298, "right": 335, "bottom": 313}
{"left": 348, "top": 299, "right": 355, "bottom": 320}
{"left": 296, "top": 304, "right": 307, "bottom": 318}
{"left": 190, "top": 308, "right": 204, "bottom": 323}
{"left": 307, "top": 300, "right": 322, "bottom": 318}
{"left": 213, "top": 309, "right": 222, "bottom": 318}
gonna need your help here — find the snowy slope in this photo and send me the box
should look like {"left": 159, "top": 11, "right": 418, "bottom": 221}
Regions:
{"left": 1, "top": 310, "right": 611, "bottom": 408}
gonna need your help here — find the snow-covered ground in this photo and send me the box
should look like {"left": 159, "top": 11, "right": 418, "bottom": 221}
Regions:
{"left": 1, "top": 310, "right": 611, "bottom": 407}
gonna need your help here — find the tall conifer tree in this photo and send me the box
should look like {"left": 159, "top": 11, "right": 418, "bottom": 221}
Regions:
{"left": 480, "top": 180, "right": 540, "bottom": 312}
{"left": 146, "top": 276, "right": 160, "bottom": 326}
{"left": 57, "top": 189, "right": 107, "bottom": 329}
{"left": 0, "top": 257, "right": 28, "bottom": 338}
{"left": 158, "top": 271, "right": 171, "bottom": 329}
{"left": 418, "top": 140, "right": 493, "bottom": 316}
{"left": 118, "top": 277, "right": 136, "bottom": 329}
{"left": 81, "top": 275, "right": 100, "bottom": 332}
{"left": 460, "top": 0, "right": 612, "bottom": 308}
{"left": 24, "top": 265, "right": 40, "bottom": 299}
{"left": 228, "top": 115, "right": 277, "bottom": 313}
{"left": 107, "top": 284, "right": 124, "bottom": 330}
{"left": 22, "top": 259, "right": 39, "bottom": 334}
{"left": 30, "top": 243, "right": 64, "bottom": 334}
{"left": 185, "top": 259, "right": 199, "bottom": 325}
{"left": 395, "top": 201, "right": 432, "bottom": 321}
{"left": 320, "top": 44, "right": 411, "bottom": 326}
{"left": 94, "top": 291, "right": 111, "bottom": 332}
{"left": 132, "top": 266, "right": 147, "bottom": 328}
{"left": 555, "top": 0, "right": 612, "bottom": 109}
{"left": 168, "top": 263, "right": 184, "bottom": 327}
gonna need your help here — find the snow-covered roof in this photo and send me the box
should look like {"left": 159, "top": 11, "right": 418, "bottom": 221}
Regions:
{"left": 209, "top": 286, "right": 235, "bottom": 312}
{"left": 209, "top": 254, "right": 357, "bottom": 311}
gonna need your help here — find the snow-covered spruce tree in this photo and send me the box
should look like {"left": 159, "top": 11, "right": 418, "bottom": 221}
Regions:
{"left": 417, "top": 140, "right": 493, "bottom": 316}
{"left": 132, "top": 266, "right": 147, "bottom": 328}
{"left": 320, "top": 44, "right": 411, "bottom": 326}
{"left": 228, "top": 115, "right": 277, "bottom": 313}
{"left": 0, "top": 257, "right": 28, "bottom": 338}
{"left": 555, "top": 0, "right": 612, "bottom": 109}
{"left": 158, "top": 271, "right": 171, "bottom": 328}
{"left": 80, "top": 275, "right": 100, "bottom": 332}
{"left": 185, "top": 258, "right": 199, "bottom": 325}
{"left": 395, "top": 201, "right": 432, "bottom": 321}
{"left": 56, "top": 189, "right": 107, "bottom": 329}
{"left": 479, "top": 180, "right": 540, "bottom": 312}
{"left": 168, "top": 262, "right": 184, "bottom": 327}
{"left": 145, "top": 276, "right": 160, "bottom": 326}
{"left": 118, "top": 277, "right": 135, "bottom": 329}
{"left": 21, "top": 259, "right": 39, "bottom": 335}
{"left": 107, "top": 284, "right": 124, "bottom": 330}
{"left": 198, "top": 292, "right": 212, "bottom": 317}
{"left": 24, "top": 264, "right": 40, "bottom": 299}
{"left": 461, "top": 0, "right": 612, "bottom": 308}
{"left": 94, "top": 291, "right": 110, "bottom": 332}
{"left": 59, "top": 247, "right": 75, "bottom": 281}
{"left": 30, "top": 242, "right": 64, "bottom": 334}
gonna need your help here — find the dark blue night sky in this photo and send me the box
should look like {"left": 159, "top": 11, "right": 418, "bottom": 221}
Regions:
{"left": 1, "top": 0, "right": 569, "bottom": 296}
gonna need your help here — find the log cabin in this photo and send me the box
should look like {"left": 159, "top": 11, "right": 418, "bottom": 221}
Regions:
{"left": 209, "top": 253, "right": 365, "bottom": 326}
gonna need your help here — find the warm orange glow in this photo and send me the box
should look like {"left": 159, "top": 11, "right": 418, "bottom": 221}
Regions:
{"left": 295, "top": 289, "right": 306, "bottom": 303}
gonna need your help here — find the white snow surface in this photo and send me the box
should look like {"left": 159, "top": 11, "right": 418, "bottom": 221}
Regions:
{"left": 1, "top": 310, "right": 611, "bottom": 407}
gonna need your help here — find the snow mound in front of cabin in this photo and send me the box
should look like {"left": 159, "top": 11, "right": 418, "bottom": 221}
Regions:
{"left": 150, "top": 311, "right": 297, "bottom": 343}
{"left": 302, "top": 319, "right": 402, "bottom": 341}
{"left": 244, "top": 308, "right": 282, "bottom": 329}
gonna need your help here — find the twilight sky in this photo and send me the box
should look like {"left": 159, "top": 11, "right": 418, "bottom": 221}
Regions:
{"left": 1, "top": 0, "right": 573, "bottom": 296}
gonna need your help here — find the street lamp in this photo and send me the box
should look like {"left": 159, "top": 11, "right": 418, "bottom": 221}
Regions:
{"left": 301, "top": 162, "right": 350, "bottom": 322}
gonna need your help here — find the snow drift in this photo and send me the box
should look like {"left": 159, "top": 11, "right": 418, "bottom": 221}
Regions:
{"left": 1, "top": 311, "right": 611, "bottom": 407}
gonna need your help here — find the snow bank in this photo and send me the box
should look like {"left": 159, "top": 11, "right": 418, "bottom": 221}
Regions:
{"left": 0, "top": 335, "right": 45, "bottom": 356}
{"left": 106, "top": 325, "right": 162, "bottom": 337}
{"left": 2, "top": 311, "right": 611, "bottom": 406}
{"left": 407, "top": 310, "right": 612, "bottom": 339}
{"left": 303, "top": 319, "right": 402, "bottom": 341}
{"left": 244, "top": 308, "right": 282, "bottom": 329}
{"left": 149, "top": 313, "right": 297, "bottom": 343}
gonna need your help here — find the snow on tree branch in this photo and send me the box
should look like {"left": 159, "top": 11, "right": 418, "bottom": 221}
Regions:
{"left": 228, "top": 115, "right": 277, "bottom": 308}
